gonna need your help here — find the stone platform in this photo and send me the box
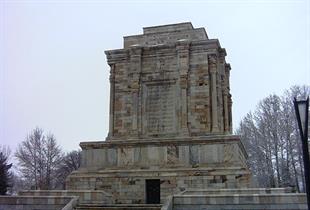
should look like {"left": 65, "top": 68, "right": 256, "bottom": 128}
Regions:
{"left": 66, "top": 135, "right": 251, "bottom": 204}
{"left": 4, "top": 188, "right": 306, "bottom": 210}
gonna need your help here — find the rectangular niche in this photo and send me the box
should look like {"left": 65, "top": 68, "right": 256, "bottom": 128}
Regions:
{"left": 143, "top": 80, "right": 177, "bottom": 136}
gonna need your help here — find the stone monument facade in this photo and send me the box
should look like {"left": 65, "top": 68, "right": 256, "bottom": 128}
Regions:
{"left": 66, "top": 22, "right": 251, "bottom": 204}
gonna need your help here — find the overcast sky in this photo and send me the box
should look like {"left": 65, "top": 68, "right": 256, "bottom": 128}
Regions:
{"left": 1, "top": 0, "right": 309, "bottom": 153}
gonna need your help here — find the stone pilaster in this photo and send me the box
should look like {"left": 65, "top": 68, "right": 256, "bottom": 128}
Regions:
{"left": 108, "top": 63, "right": 115, "bottom": 138}
{"left": 129, "top": 46, "right": 142, "bottom": 137}
{"left": 176, "top": 39, "right": 190, "bottom": 135}
{"left": 223, "top": 88, "right": 229, "bottom": 133}
{"left": 225, "top": 64, "right": 232, "bottom": 132}
{"left": 208, "top": 54, "right": 218, "bottom": 133}
{"left": 228, "top": 94, "right": 233, "bottom": 133}
{"left": 219, "top": 48, "right": 226, "bottom": 132}
{"left": 225, "top": 63, "right": 231, "bottom": 90}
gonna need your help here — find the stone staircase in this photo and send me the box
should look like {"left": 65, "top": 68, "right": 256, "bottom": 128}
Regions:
{"left": 75, "top": 204, "right": 162, "bottom": 210}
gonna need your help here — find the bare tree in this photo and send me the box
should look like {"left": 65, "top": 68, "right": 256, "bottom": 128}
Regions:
{"left": 237, "top": 85, "right": 310, "bottom": 191}
{"left": 15, "top": 128, "right": 63, "bottom": 190}
{"left": 56, "top": 150, "right": 81, "bottom": 189}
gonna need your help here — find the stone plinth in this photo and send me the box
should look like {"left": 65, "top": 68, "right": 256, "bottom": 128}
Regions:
{"left": 66, "top": 135, "right": 250, "bottom": 204}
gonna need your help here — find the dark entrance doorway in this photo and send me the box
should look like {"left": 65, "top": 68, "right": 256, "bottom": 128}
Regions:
{"left": 145, "top": 179, "right": 160, "bottom": 204}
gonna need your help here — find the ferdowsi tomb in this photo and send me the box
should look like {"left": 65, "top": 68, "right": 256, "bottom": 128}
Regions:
{"left": 1, "top": 22, "right": 307, "bottom": 210}
{"left": 66, "top": 22, "right": 251, "bottom": 204}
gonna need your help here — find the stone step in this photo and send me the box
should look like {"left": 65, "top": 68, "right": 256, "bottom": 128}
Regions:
{"left": 75, "top": 204, "right": 162, "bottom": 210}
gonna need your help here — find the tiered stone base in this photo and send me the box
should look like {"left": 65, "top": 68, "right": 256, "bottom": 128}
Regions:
{"left": 67, "top": 167, "right": 250, "bottom": 204}
{"left": 66, "top": 135, "right": 251, "bottom": 204}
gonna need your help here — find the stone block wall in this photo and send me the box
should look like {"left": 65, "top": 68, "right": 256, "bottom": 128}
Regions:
{"left": 173, "top": 193, "right": 307, "bottom": 210}
{"left": 19, "top": 190, "right": 112, "bottom": 204}
{"left": 105, "top": 22, "right": 232, "bottom": 140}
{"left": 0, "top": 195, "right": 76, "bottom": 210}
{"left": 67, "top": 167, "right": 250, "bottom": 204}
{"left": 79, "top": 135, "right": 247, "bottom": 170}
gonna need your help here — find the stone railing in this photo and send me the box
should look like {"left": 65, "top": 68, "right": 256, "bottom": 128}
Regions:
{"left": 161, "top": 195, "right": 173, "bottom": 210}
{"left": 62, "top": 196, "right": 79, "bottom": 210}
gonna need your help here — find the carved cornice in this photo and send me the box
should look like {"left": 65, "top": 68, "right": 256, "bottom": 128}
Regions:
{"left": 80, "top": 134, "right": 243, "bottom": 149}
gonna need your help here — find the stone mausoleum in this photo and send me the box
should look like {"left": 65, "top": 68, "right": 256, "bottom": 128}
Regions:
{"left": 66, "top": 22, "right": 251, "bottom": 204}
{"left": 1, "top": 22, "right": 307, "bottom": 210}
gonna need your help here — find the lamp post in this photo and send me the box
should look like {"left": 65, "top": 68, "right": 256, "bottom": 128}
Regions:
{"left": 294, "top": 97, "right": 309, "bottom": 209}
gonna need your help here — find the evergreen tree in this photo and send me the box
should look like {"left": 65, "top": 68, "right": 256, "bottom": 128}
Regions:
{"left": 0, "top": 147, "right": 12, "bottom": 195}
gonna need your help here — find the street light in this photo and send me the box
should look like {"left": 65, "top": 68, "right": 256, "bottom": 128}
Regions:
{"left": 294, "top": 97, "right": 309, "bottom": 209}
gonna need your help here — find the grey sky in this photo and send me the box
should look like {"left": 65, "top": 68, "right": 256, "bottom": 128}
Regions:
{"left": 1, "top": 0, "right": 309, "bottom": 153}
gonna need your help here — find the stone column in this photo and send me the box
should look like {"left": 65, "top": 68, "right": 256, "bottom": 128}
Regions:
{"left": 225, "top": 64, "right": 232, "bottom": 133}
{"left": 228, "top": 94, "right": 233, "bottom": 133}
{"left": 223, "top": 88, "right": 229, "bottom": 133}
{"left": 176, "top": 39, "right": 190, "bottom": 135}
{"left": 208, "top": 54, "right": 218, "bottom": 132}
{"left": 108, "top": 63, "right": 115, "bottom": 138}
{"left": 225, "top": 63, "right": 231, "bottom": 90}
{"left": 129, "top": 46, "right": 142, "bottom": 137}
{"left": 131, "top": 83, "right": 139, "bottom": 136}
{"left": 219, "top": 48, "right": 226, "bottom": 132}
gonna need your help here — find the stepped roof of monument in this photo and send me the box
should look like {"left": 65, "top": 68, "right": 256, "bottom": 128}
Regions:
{"left": 142, "top": 22, "right": 194, "bottom": 34}
{"left": 123, "top": 22, "right": 209, "bottom": 48}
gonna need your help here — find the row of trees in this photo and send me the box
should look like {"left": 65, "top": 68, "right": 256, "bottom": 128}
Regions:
{"left": 0, "top": 128, "right": 81, "bottom": 194}
{"left": 237, "top": 85, "right": 309, "bottom": 191}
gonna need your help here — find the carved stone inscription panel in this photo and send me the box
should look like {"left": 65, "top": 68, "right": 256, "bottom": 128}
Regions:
{"left": 145, "top": 82, "right": 177, "bottom": 135}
